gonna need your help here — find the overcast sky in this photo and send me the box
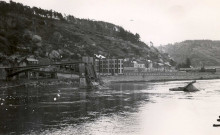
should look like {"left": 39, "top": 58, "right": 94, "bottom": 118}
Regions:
{"left": 4, "top": 0, "right": 220, "bottom": 46}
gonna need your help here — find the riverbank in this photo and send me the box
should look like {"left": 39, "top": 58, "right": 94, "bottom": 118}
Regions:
{"left": 1, "top": 72, "right": 220, "bottom": 89}
{"left": 0, "top": 78, "right": 79, "bottom": 89}
{"left": 0, "top": 72, "right": 80, "bottom": 89}
{"left": 101, "top": 72, "right": 220, "bottom": 84}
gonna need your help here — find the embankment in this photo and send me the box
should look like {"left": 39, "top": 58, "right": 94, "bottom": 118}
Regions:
{"left": 101, "top": 72, "right": 220, "bottom": 83}
{"left": 0, "top": 78, "right": 79, "bottom": 89}
{"left": 0, "top": 73, "right": 79, "bottom": 89}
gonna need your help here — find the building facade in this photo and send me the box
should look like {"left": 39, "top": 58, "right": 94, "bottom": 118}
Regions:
{"left": 95, "top": 58, "right": 124, "bottom": 75}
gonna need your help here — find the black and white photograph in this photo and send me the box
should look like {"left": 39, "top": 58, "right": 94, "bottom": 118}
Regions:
{"left": 1, "top": 0, "right": 220, "bottom": 134}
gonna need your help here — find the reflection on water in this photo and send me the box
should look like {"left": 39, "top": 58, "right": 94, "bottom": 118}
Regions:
{"left": 1, "top": 80, "right": 220, "bottom": 134}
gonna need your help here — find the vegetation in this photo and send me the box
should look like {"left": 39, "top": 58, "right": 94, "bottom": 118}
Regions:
{"left": 177, "top": 58, "right": 191, "bottom": 69}
{"left": 0, "top": 0, "right": 170, "bottom": 64}
{"left": 158, "top": 40, "right": 220, "bottom": 66}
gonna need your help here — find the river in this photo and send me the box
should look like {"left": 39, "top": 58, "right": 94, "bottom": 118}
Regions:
{"left": 0, "top": 79, "right": 220, "bottom": 135}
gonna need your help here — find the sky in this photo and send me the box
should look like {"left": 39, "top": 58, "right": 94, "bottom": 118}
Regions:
{"left": 3, "top": 0, "right": 220, "bottom": 46}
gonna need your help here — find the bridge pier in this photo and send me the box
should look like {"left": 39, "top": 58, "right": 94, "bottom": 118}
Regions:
{"left": 79, "top": 57, "right": 100, "bottom": 89}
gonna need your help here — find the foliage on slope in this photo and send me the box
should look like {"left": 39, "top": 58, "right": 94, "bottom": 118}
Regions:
{"left": 159, "top": 40, "right": 220, "bottom": 66}
{"left": 0, "top": 1, "right": 169, "bottom": 64}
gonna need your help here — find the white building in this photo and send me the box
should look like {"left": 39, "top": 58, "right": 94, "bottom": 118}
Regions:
{"left": 133, "top": 61, "right": 145, "bottom": 68}
{"left": 148, "top": 60, "right": 153, "bottom": 68}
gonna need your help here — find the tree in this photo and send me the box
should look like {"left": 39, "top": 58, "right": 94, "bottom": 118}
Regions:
{"left": 176, "top": 58, "right": 191, "bottom": 69}
{"left": 118, "top": 27, "right": 127, "bottom": 39}
{"left": 185, "top": 58, "right": 191, "bottom": 68}
{"left": 135, "top": 33, "right": 140, "bottom": 42}
{"left": 0, "top": 1, "right": 9, "bottom": 16}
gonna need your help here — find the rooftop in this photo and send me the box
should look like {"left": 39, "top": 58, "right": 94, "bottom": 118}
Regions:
{"left": 27, "top": 58, "right": 38, "bottom": 62}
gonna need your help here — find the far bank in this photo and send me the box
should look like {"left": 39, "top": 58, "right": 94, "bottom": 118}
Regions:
{"left": 101, "top": 72, "right": 220, "bottom": 84}
{"left": 1, "top": 72, "right": 220, "bottom": 89}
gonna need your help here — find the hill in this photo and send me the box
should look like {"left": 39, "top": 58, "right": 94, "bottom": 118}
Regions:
{"left": 158, "top": 40, "right": 220, "bottom": 67}
{"left": 0, "top": 1, "right": 171, "bottom": 65}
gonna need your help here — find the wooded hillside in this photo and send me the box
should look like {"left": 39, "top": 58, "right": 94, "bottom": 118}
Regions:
{"left": 0, "top": 1, "right": 171, "bottom": 64}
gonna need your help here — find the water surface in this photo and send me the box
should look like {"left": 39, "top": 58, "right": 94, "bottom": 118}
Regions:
{"left": 0, "top": 79, "right": 220, "bottom": 135}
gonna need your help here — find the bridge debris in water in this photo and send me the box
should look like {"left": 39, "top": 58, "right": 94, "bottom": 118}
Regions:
{"left": 169, "top": 80, "right": 199, "bottom": 92}
{"left": 79, "top": 56, "right": 108, "bottom": 89}
{"left": 213, "top": 116, "right": 220, "bottom": 127}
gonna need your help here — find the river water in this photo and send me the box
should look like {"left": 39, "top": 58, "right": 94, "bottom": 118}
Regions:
{"left": 1, "top": 79, "right": 220, "bottom": 135}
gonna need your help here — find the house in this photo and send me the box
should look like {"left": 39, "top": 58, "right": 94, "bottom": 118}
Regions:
{"left": 18, "top": 57, "right": 39, "bottom": 67}
{"left": 123, "top": 60, "right": 147, "bottom": 74}
{"left": 148, "top": 60, "right": 153, "bottom": 68}
{"left": 164, "top": 62, "right": 172, "bottom": 70}
{"left": 133, "top": 61, "right": 145, "bottom": 68}
{"left": 19, "top": 59, "right": 28, "bottom": 67}
{"left": 27, "top": 58, "right": 39, "bottom": 65}
{"left": 18, "top": 57, "right": 58, "bottom": 79}
{"left": 124, "top": 60, "right": 145, "bottom": 68}
{"left": 38, "top": 58, "right": 52, "bottom": 65}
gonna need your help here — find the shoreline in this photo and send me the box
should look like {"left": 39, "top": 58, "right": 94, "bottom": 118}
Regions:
{"left": 101, "top": 73, "right": 220, "bottom": 84}
{"left": 0, "top": 78, "right": 79, "bottom": 89}
{"left": 1, "top": 72, "right": 220, "bottom": 89}
{"left": 107, "top": 77, "right": 220, "bottom": 83}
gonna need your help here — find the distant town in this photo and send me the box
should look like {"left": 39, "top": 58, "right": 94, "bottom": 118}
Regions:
{"left": 0, "top": 54, "right": 174, "bottom": 80}
{"left": 0, "top": 54, "right": 219, "bottom": 82}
